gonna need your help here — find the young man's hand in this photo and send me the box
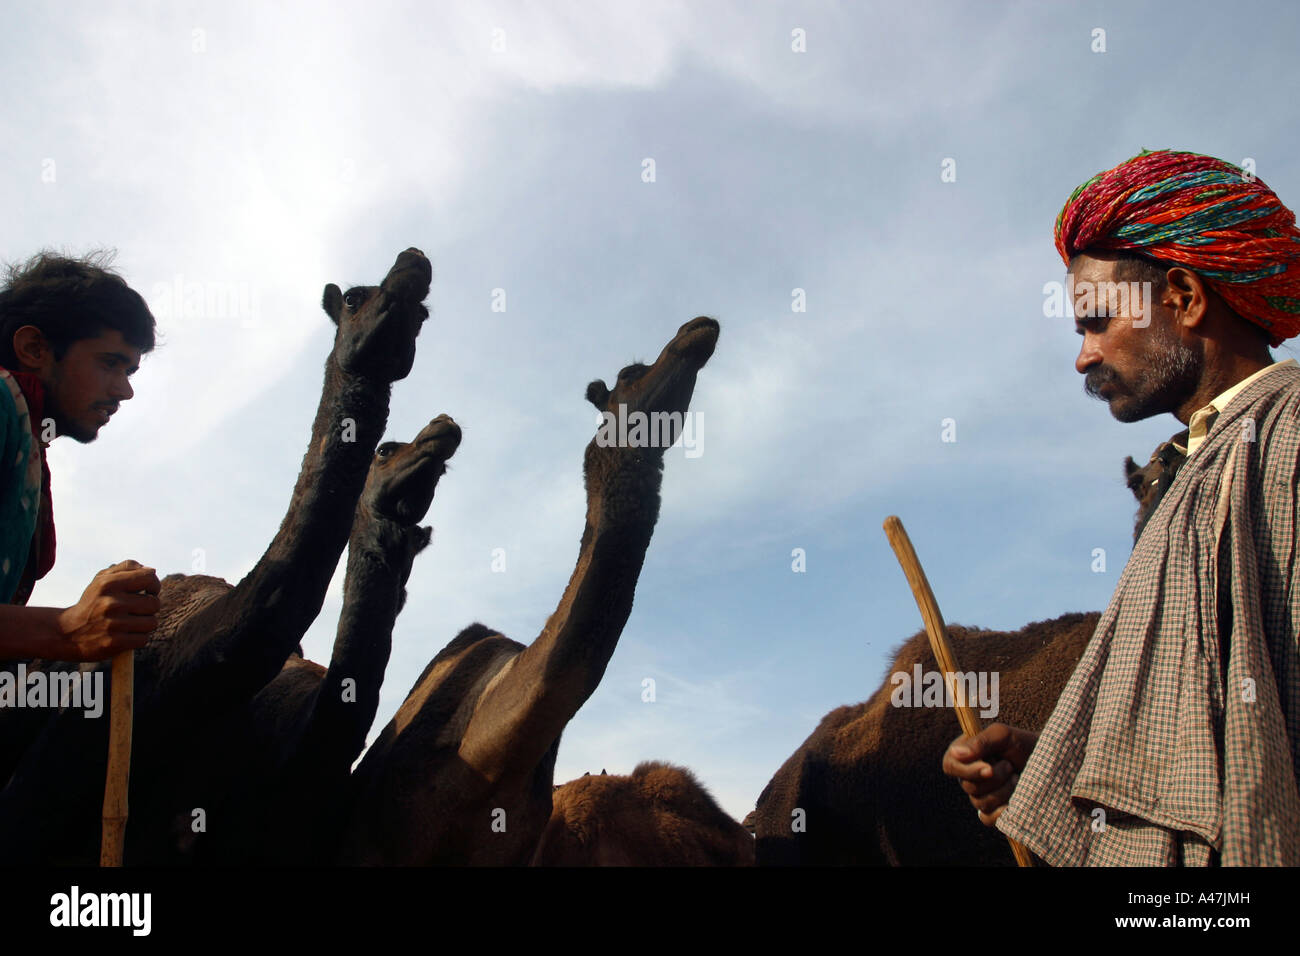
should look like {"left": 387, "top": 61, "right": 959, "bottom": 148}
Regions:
{"left": 54, "top": 559, "right": 161, "bottom": 661}
{"left": 942, "top": 723, "right": 1039, "bottom": 826}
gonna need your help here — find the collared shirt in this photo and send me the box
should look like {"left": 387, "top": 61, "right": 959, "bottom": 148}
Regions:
{"left": 1173, "top": 358, "right": 1298, "bottom": 456}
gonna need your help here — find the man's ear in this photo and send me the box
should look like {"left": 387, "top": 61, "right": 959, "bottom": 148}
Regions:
{"left": 11, "top": 325, "right": 53, "bottom": 371}
{"left": 1163, "top": 266, "right": 1209, "bottom": 330}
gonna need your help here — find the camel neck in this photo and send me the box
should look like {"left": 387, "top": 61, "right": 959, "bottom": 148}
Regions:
{"left": 311, "top": 536, "right": 406, "bottom": 762}
{"left": 453, "top": 450, "right": 665, "bottom": 785}
{"left": 539, "top": 486, "right": 659, "bottom": 692}
{"left": 245, "top": 352, "right": 390, "bottom": 611}
{"left": 194, "top": 349, "right": 393, "bottom": 708}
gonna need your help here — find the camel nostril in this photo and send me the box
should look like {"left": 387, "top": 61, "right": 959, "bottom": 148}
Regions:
{"left": 672, "top": 317, "right": 720, "bottom": 358}
{"left": 679, "top": 316, "right": 719, "bottom": 336}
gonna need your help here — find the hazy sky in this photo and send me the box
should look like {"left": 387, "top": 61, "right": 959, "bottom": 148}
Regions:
{"left": 4, "top": 0, "right": 1298, "bottom": 821}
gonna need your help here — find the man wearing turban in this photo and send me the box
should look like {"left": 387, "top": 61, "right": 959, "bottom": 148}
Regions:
{"left": 944, "top": 149, "right": 1300, "bottom": 865}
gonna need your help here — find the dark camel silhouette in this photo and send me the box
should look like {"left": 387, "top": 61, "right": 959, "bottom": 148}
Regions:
{"left": 531, "top": 762, "right": 754, "bottom": 866}
{"left": 1124, "top": 429, "right": 1188, "bottom": 544}
{"left": 0, "top": 249, "right": 431, "bottom": 864}
{"left": 132, "top": 415, "right": 461, "bottom": 864}
{"left": 749, "top": 440, "right": 1187, "bottom": 866}
{"left": 337, "top": 316, "right": 719, "bottom": 865}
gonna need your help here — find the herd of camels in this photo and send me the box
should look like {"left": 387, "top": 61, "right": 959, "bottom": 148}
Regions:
{"left": 0, "top": 248, "right": 1186, "bottom": 866}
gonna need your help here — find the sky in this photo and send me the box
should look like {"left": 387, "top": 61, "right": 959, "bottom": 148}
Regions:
{"left": 3, "top": 0, "right": 1298, "bottom": 824}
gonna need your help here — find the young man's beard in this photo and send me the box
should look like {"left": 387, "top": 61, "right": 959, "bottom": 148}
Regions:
{"left": 41, "top": 397, "right": 99, "bottom": 444}
{"left": 42, "top": 365, "right": 100, "bottom": 443}
{"left": 53, "top": 415, "right": 98, "bottom": 443}
{"left": 59, "top": 420, "right": 99, "bottom": 443}
{"left": 1084, "top": 332, "right": 1203, "bottom": 423}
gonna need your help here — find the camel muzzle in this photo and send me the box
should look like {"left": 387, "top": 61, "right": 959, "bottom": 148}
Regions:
{"left": 668, "top": 316, "right": 719, "bottom": 364}
{"left": 382, "top": 248, "right": 432, "bottom": 300}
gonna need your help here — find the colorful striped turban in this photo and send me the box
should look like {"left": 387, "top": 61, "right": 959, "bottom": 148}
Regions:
{"left": 1055, "top": 149, "right": 1300, "bottom": 345}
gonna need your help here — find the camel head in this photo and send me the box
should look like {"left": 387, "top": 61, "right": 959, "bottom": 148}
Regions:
{"left": 581, "top": 316, "right": 718, "bottom": 522}
{"left": 362, "top": 414, "right": 462, "bottom": 534}
{"left": 1124, "top": 435, "right": 1187, "bottom": 543}
{"left": 321, "top": 247, "right": 431, "bottom": 381}
{"left": 585, "top": 317, "right": 718, "bottom": 423}
{"left": 350, "top": 414, "right": 460, "bottom": 614}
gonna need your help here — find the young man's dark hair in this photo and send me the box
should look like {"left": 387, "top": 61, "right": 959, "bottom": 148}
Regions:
{"left": 0, "top": 250, "right": 157, "bottom": 368}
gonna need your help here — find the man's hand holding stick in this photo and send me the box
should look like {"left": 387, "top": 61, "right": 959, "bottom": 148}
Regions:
{"left": 882, "top": 516, "right": 1035, "bottom": 867}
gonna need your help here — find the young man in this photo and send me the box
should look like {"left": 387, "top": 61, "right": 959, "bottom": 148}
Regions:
{"left": 944, "top": 149, "right": 1300, "bottom": 865}
{"left": 0, "top": 252, "right": 161, "bottom": 663}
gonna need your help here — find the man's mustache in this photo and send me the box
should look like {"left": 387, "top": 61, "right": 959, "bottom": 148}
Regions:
{"left": 1084, "top": 366, "right": 1122, "bottom": 400}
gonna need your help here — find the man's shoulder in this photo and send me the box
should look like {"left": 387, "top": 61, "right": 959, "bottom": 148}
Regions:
{"left": 1258, "top": 358, "right": 1299, "bottom": 384}
{"left": 1238, "top": 361, "right": 1300, "bottom": 420}
{"left": 1257, "top": 359, "right": 1300, "bottom": 391}
{"left": 1239, "top": 366, "right": 1300, "bottom": 473}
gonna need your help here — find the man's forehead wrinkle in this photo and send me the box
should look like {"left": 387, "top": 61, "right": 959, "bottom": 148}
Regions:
{"left": 1073, "top": 258, "right": 1118, "bottom": 281}
{"left": 1071, "top": 262, "right": 1122, "bottom": 302}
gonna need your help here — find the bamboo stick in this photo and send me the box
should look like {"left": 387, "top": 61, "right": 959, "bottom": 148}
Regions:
{"left": 100, "top": 650, "right": 134, "bottom": 867}
{"left": 882, "top": 516, "right": 1034, "bottom": 868}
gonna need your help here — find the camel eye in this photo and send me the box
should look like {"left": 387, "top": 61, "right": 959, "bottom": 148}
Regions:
{"left": 343, "top": 289, "right": 364, "bottom": 312}
{"left": 376, "top": 442, "right": 399, "bottom": 459}
{"left": 617, "top": 365, "right": 647, "bottom": 383}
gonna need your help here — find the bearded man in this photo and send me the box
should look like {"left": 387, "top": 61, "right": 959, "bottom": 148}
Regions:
{"left": 944, "top": 149, "right": 1300, "bottom": 865}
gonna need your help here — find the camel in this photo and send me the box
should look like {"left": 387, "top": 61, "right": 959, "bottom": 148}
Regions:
{"left": 337, "top": 316, "right": 720, "bottom": 865}
{"left": 531, "top": 762, "right": 754, "bottom": 866}
{"left": 1124, "top": 428, "right": 1187, "bottom": 544}
{"left": 749, "top": 438, "right": 1187, "bottom": 866}
{"left": 131, "top": 414, "right": 461, "bottom": 864}
{"left": 0, "top": 248, "right": 431, "bottom": 864}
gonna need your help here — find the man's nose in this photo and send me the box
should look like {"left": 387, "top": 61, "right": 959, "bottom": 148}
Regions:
{"left": 110, "top": 373, "right": 133, "bottom": 401}
{"left": 1076, "top": 334, "right": 1102, "bottom": 375}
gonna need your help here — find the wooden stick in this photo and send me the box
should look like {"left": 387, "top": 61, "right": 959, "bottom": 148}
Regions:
{"left": 100, "top": 650, "right": 134, "bottom": 867}
{"left": 882, "top": 516, "right": 1034, "bottom": 868}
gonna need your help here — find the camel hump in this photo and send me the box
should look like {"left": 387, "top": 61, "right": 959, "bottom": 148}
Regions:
{"left": 540, "top": 762, "right": 752, "bottom": 865}
{"left": 155, "top": 574, "right": 234, "bottom": 639}
{"left": 631, "top": 760, "right": 706, "bottom": 799}
{"left": 421, "top": 623, "right": 521, "bottom": 678}
{"left": 159, "top": 572, "right": 230, "bottom": 593}
{"left": 439, "top": 623, "right": 513, "bottom": 659}
{"left": 552, "top": 761, "right": 719, "bottom": 816}
{"left": 281, "top": 655, "right": 327, "bottom": 679}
